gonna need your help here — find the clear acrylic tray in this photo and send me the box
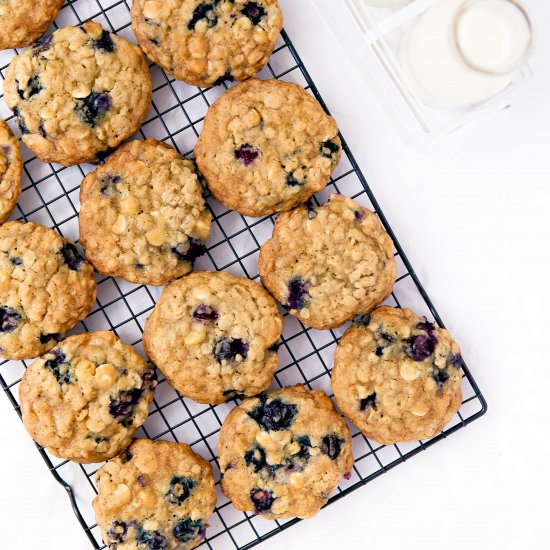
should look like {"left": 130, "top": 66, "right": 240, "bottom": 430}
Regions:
{"left": 314, "top": 0, "right": 533, "bottom": 138}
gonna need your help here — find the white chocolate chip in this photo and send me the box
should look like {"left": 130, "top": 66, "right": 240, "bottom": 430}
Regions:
{"left": 400, "top": 362, "right": 420, "bottom": 382}
{"left": 193, "top": 286, "right": 212, "bottom": 301}
{"left": 72, "top": 85, "right": 92, "bottom": 99}
{"left": 94, "top": 363, "right": 117, "bottom": 389}
{"left": 256, "top": 430, "right": 278, "bottom": 452}
{"left": 270, "top": 430, "right": 292, "bottom": 446}
{"left": 112, "top": 214, "right": 127, "bottom": 235}
{"left": 184, "top": 326, "right": 206, "bottom": 346}
{"left": 290, "top": 472, "right": 304, "bottom": 488}
{"left": 145, "top": 226, "right": 168, "bottom": 246}
{"left": 86, "top": 414, "right": 106, "bottom": 433}
{"left": 356, "top": 369, "right": 371, "bottom": 384}
{"left": 411, "top": 403, "right": 430, "bottom": 417}
{"left": 120, "top": 196, "right": 141, "bottom": 216}
{"left": 143, "top": 1, "right": 161, "bottom": 19}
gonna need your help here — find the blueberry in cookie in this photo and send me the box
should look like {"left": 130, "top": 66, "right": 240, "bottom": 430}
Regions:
{"left": 94, "top": 439, "right": 216, "bottom": 549}
{"left": 259, "top": 194, "right": 396, "bottom": 329}
{"left": 218, "top": 385, "right": 353, "bottom": 519}
{"left": 131, "top": 0, "right": 283, "bottom": 87}
{"left": 143, "top": 271, "right": 283, "bottom": 404}
{"left": 79, "top": 139, "right": 211, "bottom": 286}
{"left": 0, "top": 221, "right": 96, "bottom": 359}
{"left": 332, "top": 307, "right": 464, "bottom": 445}
{"left": 195, "top": 78, "right": 342, "bottom": 217}
{"left": 3, "top": 22, "right": 152, "bottom": 166}
{"left": 19, "top": 331, "right": 157, "bottom": 463}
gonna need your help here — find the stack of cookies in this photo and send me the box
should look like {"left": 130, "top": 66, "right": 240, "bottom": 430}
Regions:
{"left": 0, "top": 1, "right": 466, "bottom": 546}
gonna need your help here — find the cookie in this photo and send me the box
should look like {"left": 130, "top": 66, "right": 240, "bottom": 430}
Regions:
{"left": 332, "top": 307, "right": 464, "bottom": 445}
{"left": 195, "top": 78, "right": 342, "bottom": 217}
{"left": 143, "top": 271, "right": 283, "bottom": 404}
{"left": 94, "top": 439, "right": 216, "bottom": 550}
{"left": 258, "top": 194, "right": 396, "bottom": 330}
{"left": 0, "top": 221, "right": 96, "bottom": 359}
{"left": 0, "top": 0, "right": 63, "bottom": 50}
{"left": 218, "top": 385, "right": 353, "bottom": 519}
{"left": 131, "top": 0, "right": 283, "bottom": 87}
{"left": 79, "top": 139, "right": 211, "bottom": 286}
{"left": 0, "top": 120, "right": 23, "bottom": 223}
{"left": 19, "top": 331, "right": 157, "bottom": 463}
{"left": 3, "top": 22, "right": 152, "bottom": 166}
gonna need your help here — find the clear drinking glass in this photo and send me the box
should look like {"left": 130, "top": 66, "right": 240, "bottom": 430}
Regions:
{"left": 398, "top": 0, "right": 532, "bottom": 109}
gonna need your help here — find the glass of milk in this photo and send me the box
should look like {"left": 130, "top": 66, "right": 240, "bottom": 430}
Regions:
{"left": 398, "top": 0, "right": 532, "bottom": 109}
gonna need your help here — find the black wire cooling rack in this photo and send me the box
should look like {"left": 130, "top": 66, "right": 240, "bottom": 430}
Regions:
{"left": 0, "top": 1, "right": 487, "bottom": 548}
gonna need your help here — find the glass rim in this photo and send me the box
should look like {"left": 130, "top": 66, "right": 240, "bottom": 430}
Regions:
{"left": 453, "top": 0, "right": 533, "bottom": 76}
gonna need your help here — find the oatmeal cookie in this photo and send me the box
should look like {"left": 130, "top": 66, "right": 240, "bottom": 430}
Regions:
{"left": 195, "top": 78, "right": 341, "bottom": 216}
{"left": 94, "top": 439, "right": 216, "bottom": 550}
{"left": 332, "top": 307, "right": 464, "bottom": 445}
{"left": 131, "top": 0, "right": 283, "bottom": 87}
{"left": 19, "top": 331, "right": 157, "bottom": 463}
{"left": 0, "top": 221, "right": 96, "bottom": 360}
{"left": 0, "top": 0, "right": 64, "bottom": 50}
{"left": 258, "top": 194, "right": 396, "bottom": 330}
{"left": 3, "top": 22, "right": 152, "bottom": 166}
{"left": 218, "top": 385, "right": 353, "bottom": 519}
{"left": 0, "top": 120, "right": 22, "bottom": 223}
{"left": 79, "top": 139, "right": 211, "bottom": 286}
{"left": 143, "top": 271, "right": 283, "bottom": 404}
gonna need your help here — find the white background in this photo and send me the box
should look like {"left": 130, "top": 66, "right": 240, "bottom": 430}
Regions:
{"left": 1, "top": 0, "right": 549, "bottom": 548}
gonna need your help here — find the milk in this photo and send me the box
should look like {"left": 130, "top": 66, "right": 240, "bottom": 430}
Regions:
{"left": 398, "top": 0, "right": 531, "bottom": 109}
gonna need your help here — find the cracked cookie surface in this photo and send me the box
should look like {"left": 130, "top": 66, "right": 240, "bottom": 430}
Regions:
{"left": 3, "top": 22, "right": 152, "bottom": 166}
{"left": 131, "top": 0, "right": 282, "bottom": 87}
{"left": 143, "top": 271, "right": 283, "bottom": 404}
{"left": 0, "top": 0, "right": 63, "bottom": 50}
{"left": 332, "top": 307, "right": 463, "bottom": 445}
{"left": 218, "top": 385, "right": 353, "bottom": 520}
{"left": 19, "top": 331, "right": 157, "bottom": 463}
{"left": 195, "top": 78, "right": 341, "bottom": 217}
{"left": 94, "top": 439, "right": 216, "bottom": 550}
{"left": 0, "top": 120, "right": 22, "bottom": 223}
{"left": 0, "top": 221, "right": 96, "bottom": 359}
{"left": 259, "top": 194, "right": 396, "bottom": 330}
{"left": 79, "top": 139, "right": 211, "bottom": 286}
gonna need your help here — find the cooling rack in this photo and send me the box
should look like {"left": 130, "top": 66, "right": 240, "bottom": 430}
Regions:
{"left": 0, "top": 1, "right": 487, "bottom": 548}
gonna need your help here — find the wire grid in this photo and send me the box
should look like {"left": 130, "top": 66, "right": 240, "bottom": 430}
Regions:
{"left": 0, "top": 1, "right": 487, "bottom": 549}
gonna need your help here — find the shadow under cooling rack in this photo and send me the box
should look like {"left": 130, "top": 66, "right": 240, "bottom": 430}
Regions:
{"left": 0, "top": 1, "right": 487, "bottom": 549}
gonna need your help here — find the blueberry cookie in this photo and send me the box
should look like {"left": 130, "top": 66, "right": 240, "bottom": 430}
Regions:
{"left": 0, "top": 222, "right": 96, "bottom": 360}
{"left": 195, "top": 78, "right": 342, "bottom": 217}
{"left": 218, "top": 385, "right": 353, "bottom": 519}
{"left": 3, "top": 22, "right": 152, "bottom": 166}
{"left": 0, "top": 121, "right": 23, "bottom": 223}
{"left": 143, "top": 271, "right": 283, "bottom": 404}
{"left": 258, "top": 194, "right": 396, "bottom": 330}
{"left": 19, "top": 331, "right": 157, "bottom": 463}
{"left": 332, "top": 307, "right": 464, "bottom": 445}
{"left": 94, "top": 439, "right": 216, "bottom": 549}
{"left": 131, "top": 0, "right": 283, "bottom": 87}
{"left": 79, "top": 139, "right": 211, "bottom": 286}
{"left": 0, "top": 0, "right": 64, "bottom": 50}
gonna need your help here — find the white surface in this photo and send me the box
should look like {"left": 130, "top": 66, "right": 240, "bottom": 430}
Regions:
{"left": 1, "top": 0, "right": 549, "bottom": 548}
